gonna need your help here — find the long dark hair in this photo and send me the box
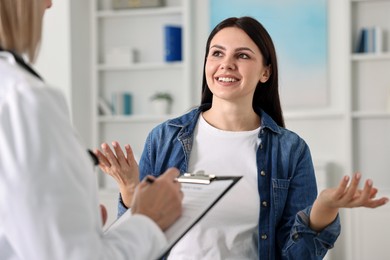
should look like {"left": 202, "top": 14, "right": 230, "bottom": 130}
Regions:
{"left": 201, "top": 16, "right": 285, "bottom": 127}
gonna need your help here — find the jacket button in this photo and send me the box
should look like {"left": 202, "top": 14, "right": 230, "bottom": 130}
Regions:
{"left": 260, "top": 170, "right": 266, "bottom": 176}
{"left": 261, "top": 234, "right": 268, "bottom": 240}
{"left": 293, "top": 233, "right": 300, "bottom": 241}
{"left": 260, "top": 144, "right": 263, "bottom": 149}
{"left": 262, "top": 201, "right": 268, "bottom": 207}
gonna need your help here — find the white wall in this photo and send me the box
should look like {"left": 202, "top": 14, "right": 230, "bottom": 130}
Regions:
{"left": 35, "top": 1, "right": 71, "bottom": 106}
{"left": 35, "top": 0, "right": 92, "bottom": 148}
{"left": 69, "top": 1, "right": 92, "bottom": 148}
{"left": 191, "top": 0, "right": 210, "bottom": 103}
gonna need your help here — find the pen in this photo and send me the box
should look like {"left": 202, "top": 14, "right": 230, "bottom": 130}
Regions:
{"left": 87, "top": 149, "right": 99, "bottom": 166}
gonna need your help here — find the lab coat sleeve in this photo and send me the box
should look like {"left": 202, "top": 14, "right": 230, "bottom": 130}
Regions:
{"left": 0, "top": 81, "right": 167, "bottom": 260}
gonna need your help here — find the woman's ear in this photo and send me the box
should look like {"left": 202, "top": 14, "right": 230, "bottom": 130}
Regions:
{"left": 259, "top": 65, "right": 271, "bottom": 83}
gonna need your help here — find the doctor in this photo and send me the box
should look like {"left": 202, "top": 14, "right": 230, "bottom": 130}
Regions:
{"left": 0, "top": 0, "right": 182, "bottom": 259}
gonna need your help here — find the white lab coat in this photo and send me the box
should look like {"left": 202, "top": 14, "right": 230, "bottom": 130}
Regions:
{"left": 0, "top": 51, "right": 167, "bottom": 260}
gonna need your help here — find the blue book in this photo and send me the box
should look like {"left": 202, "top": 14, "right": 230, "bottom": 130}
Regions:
{"left": 123, "top": 92, "right": 132, "bottom": 115}
{"left": 355, "top": 28, "right": 367, "bottom": 53}
{"left": 164, "top": 25, "right": 182, "bottom": 62}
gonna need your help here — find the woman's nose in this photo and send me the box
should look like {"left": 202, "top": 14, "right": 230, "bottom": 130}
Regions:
{"left": 220, "top": 57, "right": 236, "bottom": 70}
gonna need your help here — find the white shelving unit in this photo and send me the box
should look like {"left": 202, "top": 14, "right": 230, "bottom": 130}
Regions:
{"left": 349, "top": 0, "right": 390, "bottom": 190}
{"left": 348, "top": 1, "right": 390, "bottom": 260}
{"left": 284, "top": 1, "right": 390, "bottom": 259}
{"left": 91, "top": 0, "right": 194, "bottom": 188}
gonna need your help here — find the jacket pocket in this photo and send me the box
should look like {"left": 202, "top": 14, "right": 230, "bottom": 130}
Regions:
{"left": 272, "top": 178, "right": 290, "bottom": 220}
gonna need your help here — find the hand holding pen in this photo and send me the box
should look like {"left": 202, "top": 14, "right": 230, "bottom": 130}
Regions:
{"left": 131, "top": 168, "right": 183, "bottom": 231}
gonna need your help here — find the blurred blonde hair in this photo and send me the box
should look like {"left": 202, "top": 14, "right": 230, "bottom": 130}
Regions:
{"left": 0, "top": 0, "right": 44, "bottom": 62}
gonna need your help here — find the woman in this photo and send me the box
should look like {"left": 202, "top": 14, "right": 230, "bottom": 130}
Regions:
{"left": 0, "top": 1, "right": 182, "bottom": 259}
{"left": 96, "top": 17, "right": 388, "bottom": 259}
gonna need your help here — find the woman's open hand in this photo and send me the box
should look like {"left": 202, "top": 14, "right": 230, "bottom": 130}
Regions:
{"left": 310, "top": 173, "right": 388, "bottom": 232}
{"left": 94, "top": 141, "right": 139, "bottom": 207}
{"left": 317, "top": 173, "right": 388, "bottom": 209}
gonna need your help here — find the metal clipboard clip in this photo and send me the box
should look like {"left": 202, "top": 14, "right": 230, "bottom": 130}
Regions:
{"left": 177, "top": 171, "right": 216, "bottom": 185}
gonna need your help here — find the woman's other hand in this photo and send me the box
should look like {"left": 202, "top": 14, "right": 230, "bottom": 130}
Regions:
{"left": 310, "top": 173, "right": 389, "bottom": 232}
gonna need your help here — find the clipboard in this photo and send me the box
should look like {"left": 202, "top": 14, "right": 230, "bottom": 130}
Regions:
{"left": 158, "top": 172, "right": 242, "bottom": 259}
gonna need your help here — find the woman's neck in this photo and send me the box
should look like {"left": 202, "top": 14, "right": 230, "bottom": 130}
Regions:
{"left": 202, "top": 102, "right": 260, "bottom": 131}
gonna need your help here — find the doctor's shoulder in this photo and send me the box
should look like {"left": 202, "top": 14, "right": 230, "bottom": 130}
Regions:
{"left": 0, "top": 60, "right": 68, "bottom": 119}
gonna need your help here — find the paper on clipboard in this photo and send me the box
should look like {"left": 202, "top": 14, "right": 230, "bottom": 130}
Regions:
{"left": 158, "top": 174, "right": 242, "bottom": 259}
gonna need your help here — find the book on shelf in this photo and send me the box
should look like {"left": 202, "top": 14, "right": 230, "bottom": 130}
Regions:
{"left": 111, "top": 92, "right": 133, "bottom": 115}
{"left": 98, "top": 97, "right": 113, "bottom": 115}
{"left": 111, "top": 0, "right": 164, "bottom": 9}
{"left": 355, "top": 26, "right": 383, "bottom": 54}
{"left": 164, "top": 25, "right": 182, "bottom": 62}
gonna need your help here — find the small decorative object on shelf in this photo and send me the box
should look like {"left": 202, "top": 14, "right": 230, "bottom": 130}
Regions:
{"left": 111, "top": 0, "right": 164, "bottom": 9}
{"left": 150, "top": 92, "right": 173, "bottom": 115}
{"left": 105, "top": 47, "right": 139, "bottom": 65}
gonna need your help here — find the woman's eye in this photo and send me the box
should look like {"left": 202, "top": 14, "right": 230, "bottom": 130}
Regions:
{"left": 211, "top": 51, "right": 223, "bottom": 57}
{"left": 238, "top": 53, "right": 250, "bottom": 59}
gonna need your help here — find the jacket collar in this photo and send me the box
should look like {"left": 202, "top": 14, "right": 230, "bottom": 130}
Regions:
{"left": 168, "top": 103, "right": 282, "bottom": 135}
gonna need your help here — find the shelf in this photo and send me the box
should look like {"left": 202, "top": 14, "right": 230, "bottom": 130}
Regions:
{"left": 101, "top": 111, "right": 348, "bottom": 123}
{"left": 351, "top": 52, "right": 390, "bottom": 61}
{"left": 97, "top": 62, "right": 183, "bottom": 71}
{"left": 284, "top": 110, "right": 345, "bottom": 120}
{"left": 352, "top": 111, "right": 390, "bottom": 118}
{"left": 96, "top": 6, "right": 182, "bottom": 18}
{"left": 351, "top": 0, "right": 390, "bottom": 2}
{"left": 98, "top": 114, "right": 174, "bottom": 123}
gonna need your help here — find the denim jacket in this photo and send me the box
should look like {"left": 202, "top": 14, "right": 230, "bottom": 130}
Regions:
{"left": 118, "top": 104, "right": 341, "bottom": 260}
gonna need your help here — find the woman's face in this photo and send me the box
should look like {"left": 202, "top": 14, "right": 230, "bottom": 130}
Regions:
{"left": 205, "top": 27, "right": 270, "bottom": 105}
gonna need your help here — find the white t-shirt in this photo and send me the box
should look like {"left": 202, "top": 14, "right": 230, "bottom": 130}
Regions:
{"left": 168, "top": 114, "right": 261, "bottom": 259}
